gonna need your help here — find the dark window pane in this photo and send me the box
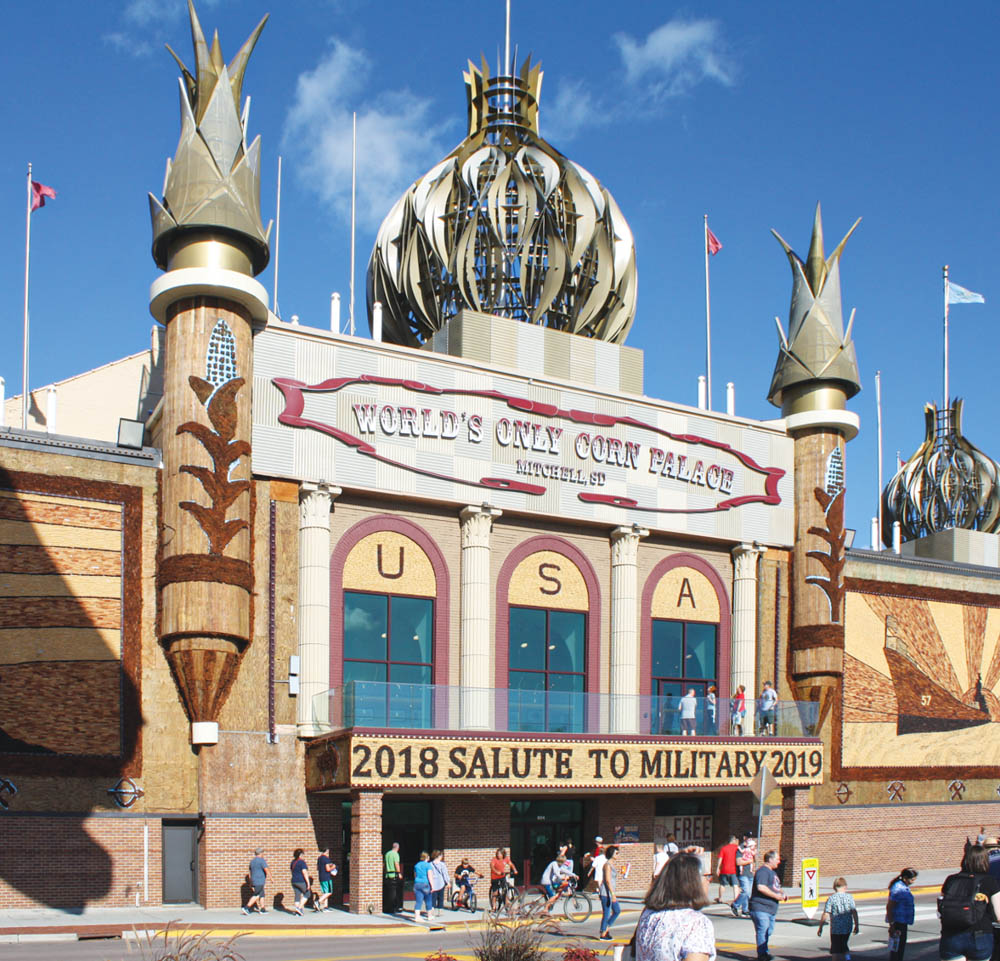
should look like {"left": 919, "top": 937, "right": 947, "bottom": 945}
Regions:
{"left": 344, "top": 592, "right": 387, "bottom": 661}
{"left": 344, "top": 661, "right": 388, "bottom": 684}
{"left": 652, "top": 620, "right": 683, "bottom": 678}
{"left": 509, "top": 607, "right": 546, "bottom": 670}
{"left": 547, "top": 672, "right": 585, "bottom": 693}
{"left": 390, "top": 597, "right": 433, "bottom": 664}
{"left": 548, "top": 611, "right": 585, "bottom": 673}
{"left": 509, "top": 675, "right": 545, "bottom": 732}
{"left": 390, "top": 664, "right": 432, "bottom": 687}
{"left": 686, "top": 623, "right": 717, "bottom": 680}
{"left": 509, "top": 671, "right": 545, "bottom": 691}
{"left": 342, "top": 661, "right": 387, "bottom": 727}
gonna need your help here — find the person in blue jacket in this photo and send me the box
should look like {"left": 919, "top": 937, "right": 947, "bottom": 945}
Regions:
{"left": 886, "top": 868, "right": 918, "bottom": 961}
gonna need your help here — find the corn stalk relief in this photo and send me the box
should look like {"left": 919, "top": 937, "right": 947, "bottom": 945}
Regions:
{"left": 806, "top": 486, "right": 846, "bottom": 622}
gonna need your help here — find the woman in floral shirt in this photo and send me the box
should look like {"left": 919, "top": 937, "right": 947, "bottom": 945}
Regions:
{"left": 636, "top": 853, "right": 715, "bottom": 961}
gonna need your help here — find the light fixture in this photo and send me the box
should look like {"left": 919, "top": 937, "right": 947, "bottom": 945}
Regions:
{"left": 520, "top": 642, "right": 528, "bottom": 648}
{"left": 413, "top": 634, "right": 419, "bottom": 641}
{"left": 117, "top": 418, "right": 145, "bottom": 449}
{"left": 844, "top": 528, "right": 856, "bottom": 550}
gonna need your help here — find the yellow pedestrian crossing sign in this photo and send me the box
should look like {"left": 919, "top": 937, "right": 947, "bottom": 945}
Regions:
{"left": 801, "top": 858, "right": 820, "bottom": 919}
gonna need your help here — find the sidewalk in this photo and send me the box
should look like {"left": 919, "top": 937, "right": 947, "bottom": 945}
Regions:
{"left": 0, "top": 869, "right": 953, "bottom": 944}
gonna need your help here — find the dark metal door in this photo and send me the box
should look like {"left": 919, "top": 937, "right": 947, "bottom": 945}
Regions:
{"left": 162, "top": 820, "right": 198, "bottom": 903}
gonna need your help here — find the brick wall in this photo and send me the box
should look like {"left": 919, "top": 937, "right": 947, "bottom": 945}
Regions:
{"left": 349, "top": 790, "right": 383, "bottom": 913}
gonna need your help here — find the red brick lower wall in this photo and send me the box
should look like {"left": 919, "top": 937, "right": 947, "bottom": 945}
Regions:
{"left": 0, "top": 815, "right": 162, "bottom": 910}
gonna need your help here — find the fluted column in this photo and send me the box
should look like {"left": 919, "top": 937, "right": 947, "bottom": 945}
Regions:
{"left": 610, "top": 525, "right": 648, "bottom": 734}
{"left": 731, "top": 543, "right": 764, "bottom": 702}
{"left": 297, "top": 483, "right": 340, "bottom": 736}
{"left": 459, "top": 504, "right": 501, "bottom": 729}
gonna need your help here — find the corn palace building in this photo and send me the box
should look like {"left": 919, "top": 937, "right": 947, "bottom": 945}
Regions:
{"left": 3, "top": 4, "right": 1000, "bottom": 913}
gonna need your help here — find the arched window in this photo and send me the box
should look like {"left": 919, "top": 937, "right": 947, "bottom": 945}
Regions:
{"left": 496, "top": 539, "right": 600, "bottom": 733}
{"left": 641, "top": 556, "right": 730, "bottom": 735}
{"left": 331, "top": 518, "right": 450, "bottom": 728}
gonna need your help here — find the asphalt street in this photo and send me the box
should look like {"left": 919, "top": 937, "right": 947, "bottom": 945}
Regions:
{"left": 0, "top": 888, "right": 946, "bottom": 961}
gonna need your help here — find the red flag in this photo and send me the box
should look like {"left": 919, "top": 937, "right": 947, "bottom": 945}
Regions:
{"left": 706, "top": 225, "right": 722, "bottom": 256}
{"left": 30, "top": 181, "right": 56, "bottom": 212}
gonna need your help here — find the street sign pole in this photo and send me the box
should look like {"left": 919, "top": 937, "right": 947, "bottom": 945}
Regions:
{"left": 801, "top": 857, "right": 820, "bottom": 919}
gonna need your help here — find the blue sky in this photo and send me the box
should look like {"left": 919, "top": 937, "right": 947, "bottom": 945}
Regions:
{"left": 1, "top": 0, "right": 997, "bottom": 545}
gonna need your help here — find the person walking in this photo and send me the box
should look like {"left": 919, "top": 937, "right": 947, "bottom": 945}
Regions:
{"left": 817, "top": 877, "right": 859, "bottom": 961}
{"left": 748, "top": 850, "right": 787, "bottom": 961}
{"left": 758, "top": 682, "right": 778, "bottom": 736}
{"left": 652, "top": 842, "right": 668, "bottom": 880}
{"left": 384, "top": 841, "right": 403, "bottom": 914}
{"left": 635, "top": 852, "right": 715, "bottom": 961}
{"left": 886, "top": 868, "right": 918, "bottom": 961}
{"left": 243, "top": 848, "right": 268, "bottom": 914}
{"left": 429, "top": 850, "right": 449, "bottom": 917}
{"left": 939, "top": 846, "right": 1000, "bottom": 961}
{"left": 732, "top": 836, "right": 755, "bottom": 918}
{"left": 707, "top": 685, "right": 718, "bottom": 733}
{"left": 598, "top": 844, "right": 621, "bottom": 940}
{"left": 679, "top": 688, "right": 698, "bottom": 735}
{"left": 315, "top": 846, "right": 337, "bottom": 911}
{"left": 289, "top": 848, "right": 312, "bottom": 916}
{"left": 715, "top": 835, "right": 739, "bottom": 904}
{"left": 731, "top": 685, "right": 747, "bottom": 735}
{"left": 413, "top": 851, "right": 433, "bottom": 921}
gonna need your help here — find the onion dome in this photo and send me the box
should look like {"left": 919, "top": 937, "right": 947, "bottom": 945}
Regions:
{"left": 882, "top": 399, "right": 1000, "bottom": 545}
{"left": 768, "top": 204, "right": 862, "bottom": 414}
{"left": 148, "top": 1, "right": 271, "bottom": 275}
{"left": 367, "top": 56, "right": 637, "bottom": 348}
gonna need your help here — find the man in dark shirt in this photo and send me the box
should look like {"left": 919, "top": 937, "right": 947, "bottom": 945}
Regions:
{"left": 243, "top": 848, "right": 268, "bottom": 914}
{"left": 748, "top": 850, "right": 787, "bottom": 961}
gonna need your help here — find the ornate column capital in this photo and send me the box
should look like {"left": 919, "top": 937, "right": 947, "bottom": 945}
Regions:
{"left": 732, "top": 542, "right": 764, "bottom": 575}
{"left": 610, "top": 525, "right": 649, "bottom": 565}
{"left": 299, "top": 482, "right": 341, "bottom": 527}
{"left": 459, "top": 503, "right": 502, "bottom": 548}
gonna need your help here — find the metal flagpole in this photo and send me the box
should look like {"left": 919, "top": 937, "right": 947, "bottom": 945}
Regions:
{"left": 943, "top": 264, "right": 950, "bottom": 422}
{"left": 505, "top": 0, "right": 511, "bottom": 73}
{"left": 273, "top": 155, "right": 282, "bottom": 319}
{"left": 350, "top": 112, "right": 357, "bottom": 336}
{"left": 876, "top": 370, "right": 884, "bottom": 542}
{"left": 704, "top": 214, "right": 713, "bottom": 411}
{"left": 22, "top": 163, "right": 32, "bottom": 431}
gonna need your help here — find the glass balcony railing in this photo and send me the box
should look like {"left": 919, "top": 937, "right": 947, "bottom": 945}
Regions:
{"left": 309, "top": 683, "right": 820, "bottom": 739}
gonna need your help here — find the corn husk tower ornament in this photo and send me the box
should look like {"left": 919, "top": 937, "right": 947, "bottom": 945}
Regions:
{"left": 882, "top": 399, "right": 1000, "bottom": 544}
{"left": 368, "top": 56, "right": 637, "bottom": 346}
{"left": 768, "top": 204, "right": 861, "bottom": 731}
{"left": 148, "top": 1, "right": 271, "bottom": 745}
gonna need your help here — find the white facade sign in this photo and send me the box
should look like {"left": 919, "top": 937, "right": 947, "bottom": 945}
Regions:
{"left": 252, "top": 327, "right": 794, "bottom": 545}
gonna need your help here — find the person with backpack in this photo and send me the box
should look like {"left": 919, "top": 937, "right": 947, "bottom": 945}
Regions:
{"left": 886, "top": 868, "right": 918, "bottom": 961}
{"left": 939, "top": 845, "right": 1000, "bottom": 961}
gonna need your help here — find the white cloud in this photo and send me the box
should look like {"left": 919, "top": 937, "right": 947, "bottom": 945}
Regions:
{"left": 104, "top": 0, "right": 224, "bottom": 57}
{"left": 614, "top": 17, "right": 734, "bottom": 99}
{"left": 540, "top": 78, "right": 607, "bottom": 144}
{"left": 282, "top": 38, "right": 450, "bottom": 229}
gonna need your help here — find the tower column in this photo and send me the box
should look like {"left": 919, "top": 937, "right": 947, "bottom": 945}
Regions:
{"left": 459, "top": 504, "right": 501, "bottom": 729}
{"left": 610, "top": 525, "right": 648, "bottom": 735}
{"left": 731, "top": 543, "right": 764, "bottom": 701}
{"left": 298, "top": 482, "right": 340, "bottom": 736}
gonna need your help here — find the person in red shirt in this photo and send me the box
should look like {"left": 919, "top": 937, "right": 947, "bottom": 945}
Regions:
{"left": 716, "top": 834, "right": 740, "bottom": 904}
{"left": 489, "top": 847, "right": 506, "bottom": 902}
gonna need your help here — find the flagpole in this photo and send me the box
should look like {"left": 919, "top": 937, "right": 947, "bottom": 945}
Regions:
{"left": 349, "top": 111, "right": 356, "bottom": 336}
{"left": 704, "top": 214, "right": 712, "bottom": 411}
{"left": 876, "top": 369, "right": 883, "bottom": 543}
{"left": 273, "top": 155, "right": 282, "bottom": 319}
{"left": 23, "top": 163, "right": 32, "bottom": 431}
{"left": 943, "top": 264, "right": 949, "bottom": 424}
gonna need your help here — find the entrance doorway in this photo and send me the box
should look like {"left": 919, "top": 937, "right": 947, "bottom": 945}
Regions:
{"left": 381, "top": 799, "right": 433, "bottom": 895}
{"left": 162, "top": 819, "right": 199, "bottom": 903}
{"left": 510, "top": 799, "right": 585, "bottom": 885}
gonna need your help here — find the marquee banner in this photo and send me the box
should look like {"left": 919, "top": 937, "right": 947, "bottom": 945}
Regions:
{"left": 306, "top": 733, "right": 824, "bottom": 792}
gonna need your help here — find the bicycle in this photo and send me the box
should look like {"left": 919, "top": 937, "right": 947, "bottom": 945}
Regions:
{"left": 488, "top": 875, "right": 518, "bottom": 915}
{"left": 451, "top": 875, "right": 480, "bottom": 912}
{"left": 518, "top": 877, "right": 593, "bottom": 923}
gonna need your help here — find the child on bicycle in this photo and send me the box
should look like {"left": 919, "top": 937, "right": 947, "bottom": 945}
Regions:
{"left": 454, "top": 858, "right": 481, "bottom": 906}
{"left": 541, "top": 855, "right": 577, "bottom": 910}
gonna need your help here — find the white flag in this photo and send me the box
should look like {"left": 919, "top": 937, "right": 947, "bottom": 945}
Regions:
{"left": 947, "top": 281, "right": 985, "bottom": 305}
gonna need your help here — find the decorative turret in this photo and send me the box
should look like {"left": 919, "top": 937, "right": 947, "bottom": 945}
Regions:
{"left": 768, "top": 203, "right": 861, "bottom": 427}
{"left": 149, "top": 1, "right": 271, "bottom": 276}
{"left": 770, "top": 205, "right": 862, "bottom": 732}
{"left": 882, "top": 399, "right": 1000, "bottom": 545}
{"left": 367, "top": 56, "right": 637, "bottom": 348}
{"left": 148, "top": 1, "right": 270, "bottom": 745}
